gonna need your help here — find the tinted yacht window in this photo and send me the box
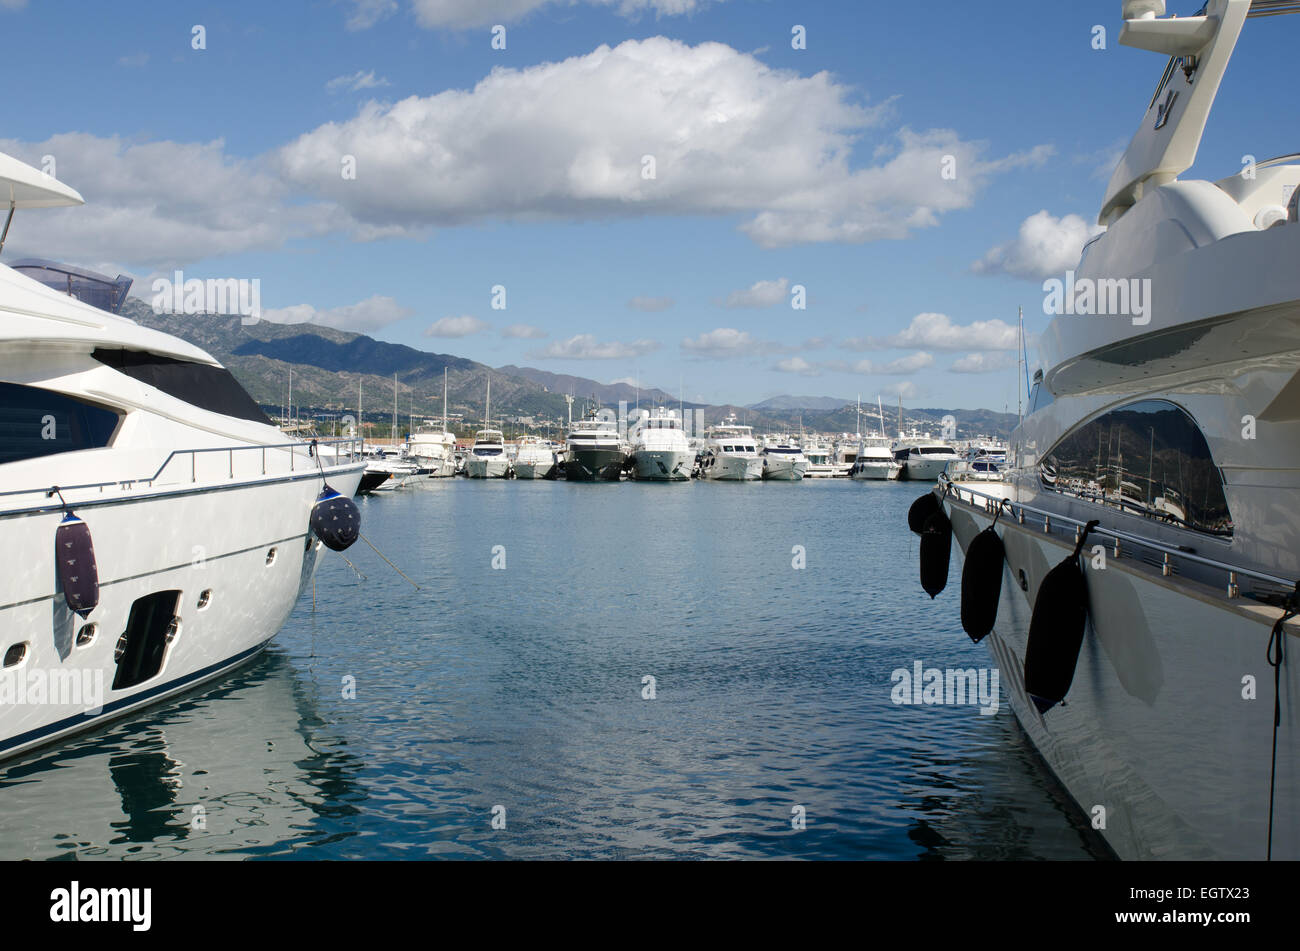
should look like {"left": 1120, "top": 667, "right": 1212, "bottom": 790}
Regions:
{"left": 1039, "top": 399, "right": 1232, "bottom": 537}
{"left": 0, "top": 382, "right": 121, "bottom": 464}
{"left": 93, "top": 349, "right": 270, "bottom": 424}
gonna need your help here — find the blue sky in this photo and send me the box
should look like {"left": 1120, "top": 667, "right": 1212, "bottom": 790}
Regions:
{"left": 1, "top": 0, "right": 1291, "bottom": 410}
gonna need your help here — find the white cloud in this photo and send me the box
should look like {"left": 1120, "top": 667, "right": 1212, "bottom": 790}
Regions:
{"left": 821, "top": 352, "right": 934, "bottom": 375}
{"left": 278, "top": 38, "right": 1047, "bottom": 248}
{"left": 532, "top": 334, "right": 661, "bottom": 359}
{"left": 880, "top": 381, "right": 922, "bottom": 400}
{"left": 261, "top": 295, "right": 412, "bottom": 332}
{"left": 774, "top": 356, "right": 819, "bottom": 376}
{"left": 950, "top": 352, "right": 1018, "bottom": 374}
{"left": 627, "top": 295, "right": 675, "bottom": 312}
{"left": 972, "top": 210, "right": 1104, "bottom": 281}
{"left": 681, "top": 327, "right": 793, "bottom": 358}
{"left": 844, "top": 313, "right": 1018, "bottom": 352}
{"left": 0, "top": 133, "right": 340, "bottom": 271}
{"left": 501, "top": 323, "right": 547, "bottom": 339}
{"left": 404, "top": 0, "right": 721, "bottom": 30}
{"left": 424, "top": 315, "right": 491, "bottom": 337}
{"left": 723, "top": 277, "right": 788, "bottom": 309}
{"left": 347, "top": 0, "right": 398, "bottom": 29}
{"left": 326, "top": 70, "right": 392, "bottom": 93}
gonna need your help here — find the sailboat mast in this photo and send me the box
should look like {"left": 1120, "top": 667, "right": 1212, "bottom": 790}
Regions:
{"left": 1018, "top": 306, "right": 1024, "bottom": 425}
{"left": 443, "top": 367, "right": 448, "bottom": 434}
{"left": 392, "top": 373, "right": 397, "bottom": 445}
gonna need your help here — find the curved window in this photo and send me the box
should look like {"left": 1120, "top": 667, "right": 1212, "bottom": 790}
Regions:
{"left": 92, "top": 349, "right": 270, "bottom": 425}
{"left": 0, "top": 382, "right": 121, "bottom": 465}
{"left": 1039, "top": 399, "right": 1232, "bottom": 537}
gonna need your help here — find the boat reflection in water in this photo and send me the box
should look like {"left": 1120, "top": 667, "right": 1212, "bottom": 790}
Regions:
{"left": 0, "top": 650, "right": 364, "bottom": 860}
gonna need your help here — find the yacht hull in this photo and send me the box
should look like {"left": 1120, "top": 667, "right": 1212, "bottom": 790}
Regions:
{"left": 902, "top": 456, "right": 955, "bottom": 481}
{"left": 513, "top": 459, "right": 557, "bottom": 480}
{"left": 850, "top": 461, "right": 900, "bottom": 481}
{"left": 761, "top": 457, "right": 808, "bottom": 481}
{"left": 631, "top": 450, "right": 693, "bottom": 481}
{"left": 944, "top": 489, "right": 1299, "bottom": 860}
{"left": 566, "top": 448, "right": 623, "bottom": 481}
{"left": 702, "top": 455, "right": 762, "bottom": 481}
{"left": 0, "top": 464, "right": 364, "bottom": 763}
{"left": 464, "top": 457, "right": 509, "bottom": 479}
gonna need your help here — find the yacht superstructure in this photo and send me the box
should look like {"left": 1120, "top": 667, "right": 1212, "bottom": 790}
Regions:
{"left": 699, "top": 415, "right": 762, "bottom": 481}
{"left": 565, "top": 407, "right": 623, "bottom": 481}
{"left": 629, "top": 408, "right": 694, "bottom": 481}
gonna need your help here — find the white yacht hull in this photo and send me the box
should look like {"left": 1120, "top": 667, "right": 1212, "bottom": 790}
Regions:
{"left": 513, "top": 458, "right": 556, "bottom": 480}
{"left": 761, "top": 457, "right": 808, "bottom": 481}
{"left": 944, "top": 491, "right": 1299, "bottom": 860}
{"left": 850, "top": 461, "right": 900, "bottom": 481}
{"left": 0, "top": 464, "right": 364, "bottom": 762}
{"left": 702, "top": 455, "right": 762, "bottom": 482}
{"left": 463, "top": 457, "right": 509, "bottom": 479}
{"left": 413, "top": 456, "right": 457, "bottom": 478}
{"left": 632, "top": 449, "right": 693, "bottom": 481}
{"left": 903, "top": 456, "right": 955, "bottom": 481}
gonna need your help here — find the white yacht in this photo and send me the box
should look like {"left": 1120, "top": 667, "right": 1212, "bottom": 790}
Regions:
{"left": 512, "top": 434, "right": 557, "bottom": 479}
{"left": 463, "top": 376, "right": 510, "bottom": 478}
{"left": 463, "top": 429, "right": 509, "bottom": 478}
{"left": 930, "top": 0, "right": 1300, "bottom": 860}
{"left": 699, "top": 415, "right": 762, "bottom": 481}
{"left": 629, "top": 408, "right": 694, "bottom": 481}
{"left": 849, "top": 435, "right": 902, "bottom": 481}
{"left": 0, "top": 152, "right": 364, "bottom": 762}
{"left": 759, "top": 436, "right": 809, "bottom": 481}
{"left": 802, "top": 439, "right": 837, "bottom": 478}
{"left": 565, "top": 406, "right": 624, "bottom": 481}
{"left": 893, "top": 436, "right": 959, "bottom": 481}
{"left": 407, "top": 368, "right": 457, "bottom": 478}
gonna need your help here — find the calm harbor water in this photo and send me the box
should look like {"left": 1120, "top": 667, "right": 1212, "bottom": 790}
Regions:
{"left": 1, "top": 479, "right": 1110, "bottom": 860}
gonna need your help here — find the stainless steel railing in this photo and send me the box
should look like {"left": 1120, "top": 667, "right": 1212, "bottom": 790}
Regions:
{"left": 0, "top": 435, "right": 363, "bottom": 507}
{"left": 939, "top": 473, "right": 1297, "bottom": 598}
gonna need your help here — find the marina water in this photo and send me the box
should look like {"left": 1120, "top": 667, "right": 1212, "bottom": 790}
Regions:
{"left": 0, "top": 480, "right": 1110, "bottom": 860}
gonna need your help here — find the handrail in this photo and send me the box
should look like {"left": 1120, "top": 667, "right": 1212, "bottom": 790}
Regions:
{"left": 939, "top": 473, "right": 1297, "bottom": 595}
{"left": 0, "top": 435, "right": 363, "bottom": 502}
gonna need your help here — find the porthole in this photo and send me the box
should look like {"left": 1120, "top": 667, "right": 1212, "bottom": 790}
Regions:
{"left": 265, "top": 547, "right": 278, "bottom": 566}
{"left": 3, "top": 643, "right": 28, "bottom": 668}
{"left": 76, "top": 623, "right": 98, "bottom": 648}
{"left": 197, "top": 589, "right": 212, "bottom": 610}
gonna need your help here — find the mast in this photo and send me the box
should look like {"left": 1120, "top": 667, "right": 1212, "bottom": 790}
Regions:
{"left": 877, "top": 394, "right": 885, "bottom": 438}
{"left": 1018, "top": 306, "right": 1024, "bottom": 425}
{"left": 392, "top": 373, "right": 398, "bottom": 445}
{"left": 485, "top": 374, "right": 491, "bottom": 430}
{"left": 443, "top": 367, "right": 449, "bottom": 435}
{"left": 358, "top": 377, "right": 362, "bottom": 446}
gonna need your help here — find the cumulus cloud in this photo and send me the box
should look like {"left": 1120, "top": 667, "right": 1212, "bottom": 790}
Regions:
{"left": 261, "top": 295, "right": 412, "bottom": 332}
{"left": 277, "top": 38, "right": 1047, "bottom": 248}
{"left": 722, "top": 278, "right": 788, "bottom": 309}
{"left": 532, "top": 334, "right": 661, "bottom": 359}
{"left": 627, "top": 295, "right": 675, "bottom": 312}
{"left": 681, "top": 327, "right": 793, "bottom": 358}
{"left": 950, "top": 352, "right": 1019, "bottom": 374}
{"left": 0, "top": 133, "right": 340, "bottom": 270}
{"left": 844, "top": 312, "right": 1018, "bottom": 352}
{"left": 424, "top": 315, "right": 491, "bottom": 337}
{"left": 972, "top": 210, "right": 1104, "bottom": 281}
{"left": 501, "top": 322, "right": 547, "bottom": 339}
{"left": 326, "top": 70, "right": 391, "bottom": 93}
{"left": 774, "top": 356, "right": 820, "bottom": 376}
{"left": 821, "top": 352, "right": 934, "bottom": 375}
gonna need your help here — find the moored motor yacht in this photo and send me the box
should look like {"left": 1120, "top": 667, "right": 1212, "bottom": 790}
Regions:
{"left": 0, "top": 151, "right": 364, "bottom": 762}
{"left": 629, "top": 408, "right": 694, "bottom": 481}
{"left": 759, "top": 436, "right": 809, "bottom": 481}
{"left": 512, "top": 434, "right": 558, "bottom": 479}
{"left": 699, "top": 415, "right": 762, "bottom": 481}
{"left": 849, "top": 435, "right": 902, "bottom": 481}
{"left": 565, "top": 405, "right": 623, "bottom": 481}
{"left": 921, "top": 0, "right": 1300, "bottom": 860}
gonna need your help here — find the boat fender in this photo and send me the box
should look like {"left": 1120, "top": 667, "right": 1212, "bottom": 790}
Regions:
{"left": 54, "top": 508, "right": 99, "bottom": 619}
{"left": 919, "top": 510, "right": 952, "bottom": 599}
{"left": 908, "top": 491, "right": 942, "bottom": 535}
{"left": 1024, "top": 519, "right": 1100, "bottom": 714}
{"left": 960, "top": 501, "right": 1009, "bottom": 642}
{"left": 310, "top": 484, "right": 361, "bottom": 552}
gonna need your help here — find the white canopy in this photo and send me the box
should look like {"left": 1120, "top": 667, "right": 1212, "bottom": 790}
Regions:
{"left": 0, "top": 151, "right": 84, "bottom": 209}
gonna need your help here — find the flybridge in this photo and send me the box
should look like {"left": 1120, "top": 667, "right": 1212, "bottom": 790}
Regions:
{"left": 1101, "top": 0, "right": 1299, "bottom": 225}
